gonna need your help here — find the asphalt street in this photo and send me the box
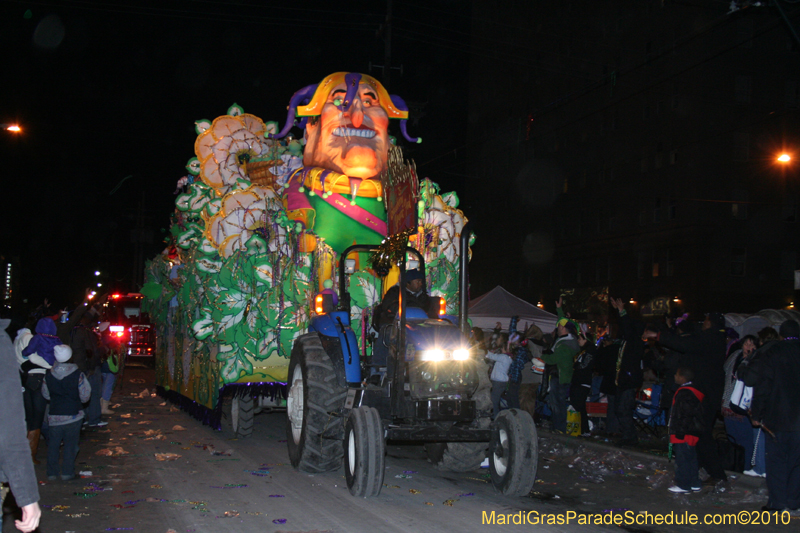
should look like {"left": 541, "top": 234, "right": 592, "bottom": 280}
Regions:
{"left": 2, "top": 365, "right": 796, "bottom": 533}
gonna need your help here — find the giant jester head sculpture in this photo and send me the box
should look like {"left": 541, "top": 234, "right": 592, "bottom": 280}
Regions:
{"left": 270, "top": 72, "right": 420, "bottom": 179}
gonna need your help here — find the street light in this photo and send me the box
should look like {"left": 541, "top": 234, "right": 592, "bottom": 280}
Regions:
{"left": 1, "top": 124, "right": 21, "bottom": 133}
{"left": 778, "top": 153, "right": 792, "bottom": 163}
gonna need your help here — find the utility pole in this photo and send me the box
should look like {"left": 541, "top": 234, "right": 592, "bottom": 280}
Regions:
{"left": 132, "top": 191, "right": 145, "bottom": 290}
{"left": 384, "top": 0, "right": 393, "bottom": 90}
{"left": 773, "top": 0, "right": 800, "bottom": 48}
{"left": 370, "top": 0, "right": 402, "bottom": 89}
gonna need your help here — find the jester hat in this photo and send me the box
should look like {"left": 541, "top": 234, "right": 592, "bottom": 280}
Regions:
{"left": 269, "top": 72, "right": 420, "bottom": 143}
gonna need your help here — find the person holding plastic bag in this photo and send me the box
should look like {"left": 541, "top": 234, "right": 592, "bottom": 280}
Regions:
{"left": 722, "top": 334, "right": 765, "bottom": 477}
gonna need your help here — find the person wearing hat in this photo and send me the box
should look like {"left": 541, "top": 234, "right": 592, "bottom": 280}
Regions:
{"left": 18, "top": 317, "right": 60, "bottom": 465}
{"left": 41, "top": 345, "right": 92, "bottom": 481}
{"left": 541, "top": 300, "right": 580, "bottom": 433}
{"left": 371, "top": 269, "right": 436, "bottom": 371}
{"left": 375, "top": 269, "right": 435, "bottom": 327}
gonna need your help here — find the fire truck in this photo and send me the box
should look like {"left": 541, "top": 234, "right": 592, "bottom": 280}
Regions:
{"left": 103, "top": 293, "right": 156, "bottom": 364}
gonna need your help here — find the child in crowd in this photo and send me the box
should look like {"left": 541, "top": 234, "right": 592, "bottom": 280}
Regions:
{"left": 485, "top": 332, "right": 511, "bottom": 418}
{"left": 41, "top": 345, "right": 91, "bottom": 481}
{"left": 668, "top": 367, "right": 705, "bottom": 493}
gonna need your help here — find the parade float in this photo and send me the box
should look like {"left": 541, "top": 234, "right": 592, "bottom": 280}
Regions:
{"left": 142, "top": 72, "right": 472, "bottom": 432}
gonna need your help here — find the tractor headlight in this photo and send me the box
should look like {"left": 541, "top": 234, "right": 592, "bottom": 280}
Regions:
{"left": 419, "top": 349, "right": 445, "bottom": 361}
{"left": 452, "top": 348, "right": 470, "bottom": 361}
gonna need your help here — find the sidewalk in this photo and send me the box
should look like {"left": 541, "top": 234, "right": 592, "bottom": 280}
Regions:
{"left": 538, "top": 426, "right": 766, "bottom": 490}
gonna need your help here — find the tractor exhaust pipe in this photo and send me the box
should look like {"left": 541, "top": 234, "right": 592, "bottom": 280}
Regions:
{"left": 459, "top": 222, "right": 472, "bottom": 337}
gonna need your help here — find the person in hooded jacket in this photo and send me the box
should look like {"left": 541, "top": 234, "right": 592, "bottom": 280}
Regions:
{"left": 668, "top": 367, "right": 705, "bottom": 494}
{"left": 41, "top": 345, "right": 91, "bottom": 481}
{"left": 19, "top": 317, "right": 61, "bottom": 464}
{"left": 1, "top": 317, "right": 42, "bottom": 532}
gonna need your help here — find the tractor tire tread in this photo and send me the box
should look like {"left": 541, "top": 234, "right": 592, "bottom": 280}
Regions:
{"left": 287, "top": 333, "right": 347, "bottom": 474}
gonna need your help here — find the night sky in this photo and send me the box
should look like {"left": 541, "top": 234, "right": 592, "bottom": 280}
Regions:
{"left": 0, "top": 0, "right": 472, "bottom": 314}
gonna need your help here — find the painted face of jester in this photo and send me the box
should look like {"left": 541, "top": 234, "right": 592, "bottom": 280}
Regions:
{"left": 303, "top": 81, "right": 390, "bottom": 179}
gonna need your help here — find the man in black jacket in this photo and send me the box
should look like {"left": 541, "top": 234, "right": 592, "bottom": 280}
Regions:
{"left": 375, "top": 269, "right": 434, "bottom": 326}
{"left": 70, "top": 313, "right": 106, "bottom": 428}
{"left": 610, "top": 298, "right": 645, "bottom": 447}
{"left": 596, "top": 332, "right": 621, "bottom": 435}
{"left": 645, "top": 312, "right": 728, "bottom": 485}
{"left": 572, "top": 336, "right": 597, "bottom": 436}
{"left": 751, "top": 320, "right": 800, "bottom": 513}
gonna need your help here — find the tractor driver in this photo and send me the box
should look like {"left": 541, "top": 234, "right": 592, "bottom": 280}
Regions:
{"left": 376, "top": 269, "right": 437, "bottom": 327}
{"left": 371, "top": 269, "right": 436, "bottom": 371}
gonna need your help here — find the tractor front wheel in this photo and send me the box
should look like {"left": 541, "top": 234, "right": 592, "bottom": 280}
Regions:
{"left": 489, "top": 409, "right": 538, "bottom": 496}
{"left": 344, "top": 406, "right": 385, "bottom": 498}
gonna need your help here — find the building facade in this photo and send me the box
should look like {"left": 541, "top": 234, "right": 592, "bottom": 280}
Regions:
{"left": 466, "top": 0, "right": 800, "bottom": 317}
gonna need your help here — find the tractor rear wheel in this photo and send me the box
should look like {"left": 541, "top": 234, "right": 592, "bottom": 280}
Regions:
{"left": 344, "top": 406, "right": 385, "bottom": 497}
{"left": 490, "top": 409, "right": 538, "bottom": 496}
{"left": 286, "top": 333, "right": 347, "bottom": 473}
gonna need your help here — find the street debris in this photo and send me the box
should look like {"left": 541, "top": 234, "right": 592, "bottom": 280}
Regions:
{"left": 96, "top": 447, "right": 130, "bottom": 456}
{"left": 154, "top": 453, "right": 182, "bottom": 461}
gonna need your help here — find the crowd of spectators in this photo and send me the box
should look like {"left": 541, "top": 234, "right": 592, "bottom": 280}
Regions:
{"left": 1, "top": 293, "right": 124, "bottom": 531}
{"left": 477, "top": 299, "right": 800, "bottom": 515}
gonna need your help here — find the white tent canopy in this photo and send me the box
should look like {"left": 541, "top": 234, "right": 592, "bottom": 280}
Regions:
{"left": 725, "top": 310, "right": 800, "bottom": 337}
{"left": 468, "top": 286, "right": 558, "bottom": 333}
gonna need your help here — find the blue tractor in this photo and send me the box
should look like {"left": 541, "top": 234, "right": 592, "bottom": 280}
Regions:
{"left": 285, "top": 225, "right": 538, "bottom": 497}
